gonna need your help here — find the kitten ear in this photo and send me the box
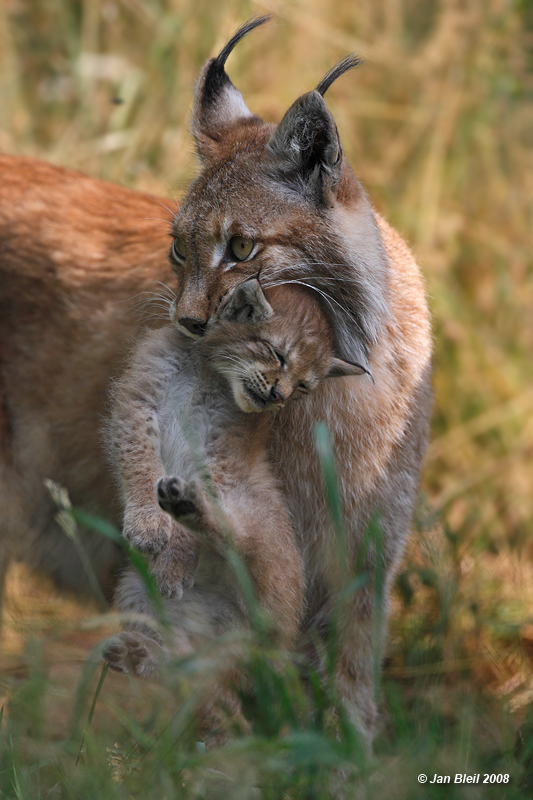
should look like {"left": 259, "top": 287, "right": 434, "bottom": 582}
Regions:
{"left": 193, "top": 17, "right": 270, "bottom": 160}
{"left": 219, "top": 278, "right": 273, "bottom": 324}
{"left": 325, "top": 357, "right": 372, "bottom": 379}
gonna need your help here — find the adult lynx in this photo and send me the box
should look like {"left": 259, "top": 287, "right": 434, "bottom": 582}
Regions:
{"left": 0, "top": 18, "right": 431, "bottom": 740}
{"left": 104, "top": 278, "right": 364, "bottom": 678}
{"left": 162, "top": 17, "right": 432, "bottom": 737}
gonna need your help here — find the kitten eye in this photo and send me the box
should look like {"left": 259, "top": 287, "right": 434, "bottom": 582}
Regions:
{"left": 229, "top": 236, "right": 254, "bottom": 261}
{"left": 271, "top": 347, "right": 287, "bottom": 368}
{"left": 170, "top": 236, "right": 187, "bottom": 262}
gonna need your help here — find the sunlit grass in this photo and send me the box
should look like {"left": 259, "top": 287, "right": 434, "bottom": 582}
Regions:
{"left": 1, "top": 0, "right": 532, "bottom": 796}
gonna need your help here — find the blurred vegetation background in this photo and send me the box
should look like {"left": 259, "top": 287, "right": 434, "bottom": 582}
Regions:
{"left": 0, "top": 0, "right": 532, "bottom": 796}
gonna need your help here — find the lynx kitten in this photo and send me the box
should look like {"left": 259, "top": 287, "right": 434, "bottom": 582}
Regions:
{"left": 103, "top": 278, "right": 364, "bottom": 677}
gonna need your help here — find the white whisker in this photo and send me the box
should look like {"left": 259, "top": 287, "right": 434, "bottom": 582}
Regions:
{"left": 113, "top": 284, "right": 177, "bottom": 322}
{"left": 155, "top": 281, "right": 177, "bottom": 299}
{"left": 163, "top": 181, "right": 180, "bottom": 209}
{"left": 264, "top": 279, "right": 353, "bottom": 319}
{"left": 139, "top": 217, "right": 174, "bottom": 228}
{"left": 145, "top": 194, "right": 178, "bottom": 217}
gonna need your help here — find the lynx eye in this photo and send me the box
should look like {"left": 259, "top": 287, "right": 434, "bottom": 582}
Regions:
{"left": 297, "top": 382, "right": 309, "bottom": 394}
{"left": 170, "top": 236, "right": 187, "bottom": 262}
{"left": 229, "top": 236, "right": 254, "bottom": 261}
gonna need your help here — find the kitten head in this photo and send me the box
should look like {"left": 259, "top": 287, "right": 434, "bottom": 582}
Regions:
{"left": 199, "top": 278, "right": 368, "bottom": 413}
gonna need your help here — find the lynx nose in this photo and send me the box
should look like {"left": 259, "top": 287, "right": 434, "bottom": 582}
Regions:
{"left": 178, "top": 317, "right": 207, "bottom": 338}
{"left": 269, "top": 386, "right": 285, "bottom": 406}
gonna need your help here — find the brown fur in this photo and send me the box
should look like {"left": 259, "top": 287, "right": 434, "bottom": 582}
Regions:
{"left": 0, "top": 154, "right": 175, "bottom": 598}
{"left": 0, "top": 21, "right": 431, "bottom": 743}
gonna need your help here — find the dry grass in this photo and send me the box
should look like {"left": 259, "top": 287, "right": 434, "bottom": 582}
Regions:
{"left": 1, "top": 0, "right": 532, "bottom": 795}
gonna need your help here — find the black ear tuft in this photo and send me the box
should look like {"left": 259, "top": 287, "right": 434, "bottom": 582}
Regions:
{"left": 202, "top": 16, "right": 271, "bottom": 108}
{"left": 193, "top": 16, "right": 271, "bottom": 158}
{"left": 315, "top": 54, "right": 363, "bottom": 97}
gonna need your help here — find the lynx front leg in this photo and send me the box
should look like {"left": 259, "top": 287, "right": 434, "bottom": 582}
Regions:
{"left": 122, "top": 501, "right": 174, "bottom": 554}
{"left": 335, "top": 584, "right": 381, "bottom": 747}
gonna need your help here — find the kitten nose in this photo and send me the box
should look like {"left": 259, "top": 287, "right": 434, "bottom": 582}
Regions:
{"left": 178, "top": 317, "right": 207, "bottom": 337}
{"left": 269, "top": 386, "right": 285, "bottom": 405}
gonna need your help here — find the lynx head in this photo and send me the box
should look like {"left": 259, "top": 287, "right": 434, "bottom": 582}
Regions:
{"left": 169, "top": 16, "right": 389, "bottom": 373}
{"left": 199, "top": 278, "right": 367, "bottom": 414}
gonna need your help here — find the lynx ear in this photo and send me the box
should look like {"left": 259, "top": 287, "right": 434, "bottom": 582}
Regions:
{"left": 219, "top": 278, "right": 273, "bottom": 324}
{"left": 266, "top": 55, "right": 361, "bottom": 206}
{"left": 193, "top": 16, "right": 270, "bottom": 160}
{"left": 267, "top": 92, "right": 342, "bottom": 206}
{"left": 325, "top": 357, "right": 372, "bottom": 379}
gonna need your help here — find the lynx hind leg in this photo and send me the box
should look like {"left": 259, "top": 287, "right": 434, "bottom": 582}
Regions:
{"left": 197, "top": 672, "right": 251, "bottom": 746}
{"left": 103, "top": 571, "right": 171, "bottom": 678}
{"left": 102, "top": 631, "right": 165, "bottom": 678}
{"left": 123, "top": 499, "right": 199, "bottom": 599}
{"left": 151, "top": 531, "right": 199, "bottom": 600}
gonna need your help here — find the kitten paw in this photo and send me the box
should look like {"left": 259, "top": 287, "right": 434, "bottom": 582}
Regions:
{"left": 102, "top": 632, "right": 155, "bottom": 676}
{"left": 157, "top": 475, "right": 199, "bottom": 519}
{"left": 122, "top": 504, "right": 172, "bottom": 554}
